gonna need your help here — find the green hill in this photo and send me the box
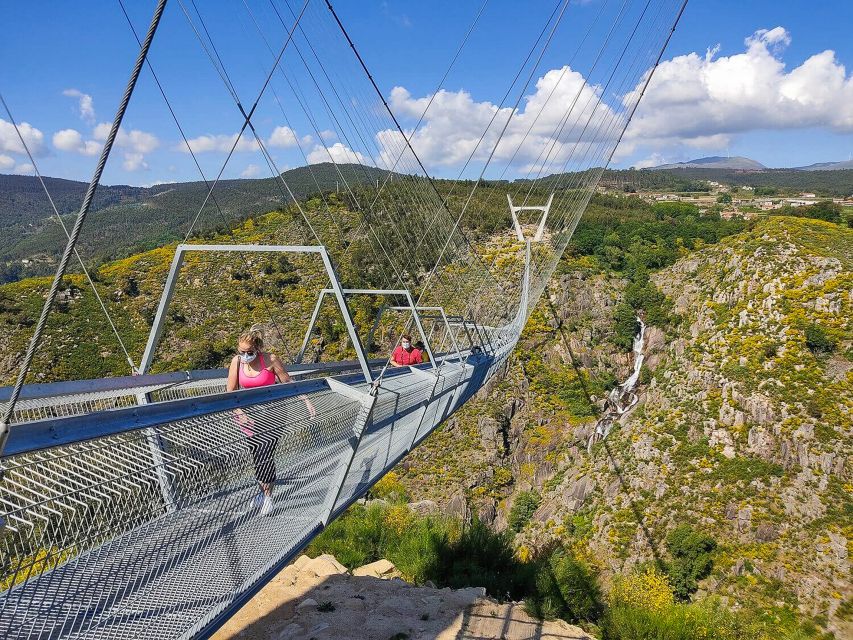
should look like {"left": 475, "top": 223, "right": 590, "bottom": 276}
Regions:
{"left": 0, "top": 163, "right": 394, "bottom": 283}
{"left": 528, "top": 167, "right": 853, "bottom": 197}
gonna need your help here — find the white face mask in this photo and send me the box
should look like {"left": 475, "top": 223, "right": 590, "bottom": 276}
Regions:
{"left": 239, "top": 351, "right": 257, "bottom": 364}
{"left": 402, "top": 341, "right": 411, "bottom": 350}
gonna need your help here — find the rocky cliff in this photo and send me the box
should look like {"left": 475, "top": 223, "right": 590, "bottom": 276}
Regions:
{"left": 400, "top": 216, "right": 852, "bottom": 637}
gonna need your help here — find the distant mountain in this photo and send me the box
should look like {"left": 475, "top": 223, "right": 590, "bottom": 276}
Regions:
{"left": 0, "top": 174, "right": 150, "bottom": 228}
{"left": 0, "top": 163, "right": 395, "bottom": 282}
{"left": 651, "top": 156, "right": 766, "bottom": 170}
{"left": 795, "top": 159, "right": 853, "bottom": 171}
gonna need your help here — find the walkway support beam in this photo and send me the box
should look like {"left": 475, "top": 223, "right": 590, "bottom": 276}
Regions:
{"left": 138, "top": 244, "right": 374, "bottom": 384}
{"left": 297, "top": 288, "right": 439, "bottom": 373}
{"left": 321, "top": 378, "right": 376, "bottom": 525}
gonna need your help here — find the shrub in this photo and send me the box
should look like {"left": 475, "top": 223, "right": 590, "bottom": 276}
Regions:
{"left": 371, "top": 471, "right": 410, "bottom": 503}
{"left": 602, "top": 598, "right": 758, "bottom": 640}
{"left": 307, "top": 502, "right": 388, "bottom": 568}
{"left": 804, "top": 323, "right": 836, "bottom": 354}
{"left": 422, "top": 517, "right": 534, "bottom": 600}
{"left": 665, "top": 525, "right": 717, "bottom": 601}
{"left": 609, "top": 568, "right": 675, "bottom": 614}
{"left": 309, "top": 504, "right": 529, "bottom": 598}
{"left": 527, "top": 550, "right": 603, "bottom": 623}
{"left": 614, "top": 302, "right": 640, "bottom": 351}
{"left": 509, "top": 491, "right": 541, "bottom": 532}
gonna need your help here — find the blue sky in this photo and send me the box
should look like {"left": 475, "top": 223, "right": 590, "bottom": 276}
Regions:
{"left": 1, "top": 0, "right": 852, "bottom": 185}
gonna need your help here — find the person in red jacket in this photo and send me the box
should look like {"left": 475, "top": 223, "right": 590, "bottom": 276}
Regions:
{"left": 390, "top": 333, "right": 423, "bottom": 366}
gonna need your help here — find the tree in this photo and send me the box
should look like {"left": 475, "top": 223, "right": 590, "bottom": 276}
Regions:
{"left": 529, "top": 550, "right": 603, "bottom": 623}
{"left": 798, "top": 200, "right": 841, "bottom": 223}
{"left": 614, "top": 302, "right": 640, "bottom": 350}
{"left": 716, "top": 193, "right": 732, "bottom": 204}
{"left": 665, "top": 525, "right": 716, "bottom": 600}
{"left": 509, "top": 491, "right": 541, "bottom": 532}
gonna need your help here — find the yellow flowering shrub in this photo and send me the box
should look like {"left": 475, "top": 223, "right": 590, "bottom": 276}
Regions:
{"left": 609, "top": 568, "right": 675, "bottom": 613}
{"left": 371, "top": 471, "right": 409, "bottom": 502}
{"left": 382, "top": 504, "right": 414, "bottom": 536}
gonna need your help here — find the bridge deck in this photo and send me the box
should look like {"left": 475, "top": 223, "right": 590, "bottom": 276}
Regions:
{"left": 0, "top": 352, "right": 509, "bottom": 639}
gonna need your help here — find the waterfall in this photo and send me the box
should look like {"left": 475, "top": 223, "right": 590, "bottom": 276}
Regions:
{"left": 589, "top": 316, "right": 647, "bottom": 450}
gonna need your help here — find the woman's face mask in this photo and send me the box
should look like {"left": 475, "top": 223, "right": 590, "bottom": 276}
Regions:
{"left": 402, "top": 341, "right": 411, "bottom": 350}
{"left": 238, "top": 349, "right": 257, "bottom": 364}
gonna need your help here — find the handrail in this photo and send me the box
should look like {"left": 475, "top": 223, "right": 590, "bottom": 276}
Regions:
{"left": 0, "top": 358, "right": 388, "bottom": 403}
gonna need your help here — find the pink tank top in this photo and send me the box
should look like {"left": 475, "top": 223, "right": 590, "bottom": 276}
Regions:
{"left": 238, "top": 352, "right": 277, "bottom": 388}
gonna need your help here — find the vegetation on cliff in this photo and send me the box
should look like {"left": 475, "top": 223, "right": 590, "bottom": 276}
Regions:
{"left": 397, "top": 215, "right": 851, "bottom": 639}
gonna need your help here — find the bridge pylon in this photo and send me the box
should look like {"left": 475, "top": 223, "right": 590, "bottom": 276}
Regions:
{"left": 507, "top": 193, "right": 554, "bottom": 243}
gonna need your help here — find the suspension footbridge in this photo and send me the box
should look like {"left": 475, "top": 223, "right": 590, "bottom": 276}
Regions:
{"left": 0, "top": 0, "right": 687, "bottom": 637}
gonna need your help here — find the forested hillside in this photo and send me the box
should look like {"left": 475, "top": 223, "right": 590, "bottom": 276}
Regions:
{"left": 0, "top": 163, "right": 393, "bottom": 283}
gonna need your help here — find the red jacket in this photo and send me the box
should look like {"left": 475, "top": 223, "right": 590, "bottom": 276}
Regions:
{"left": 392, "top": 345, "right": 422, "bottom": 365}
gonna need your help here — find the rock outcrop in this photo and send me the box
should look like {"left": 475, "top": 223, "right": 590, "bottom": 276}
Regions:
{"left": 211, "top": 555, "right": 592, "bottom": 640}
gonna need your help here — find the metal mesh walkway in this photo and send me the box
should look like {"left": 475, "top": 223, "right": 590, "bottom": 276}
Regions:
{"left": 0, "top": 343, "right": 515, "bottom": 640}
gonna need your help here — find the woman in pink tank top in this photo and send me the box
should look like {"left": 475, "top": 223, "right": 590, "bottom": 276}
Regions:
{"left": 226, "top": 328, "right": 293, "bottom": 516}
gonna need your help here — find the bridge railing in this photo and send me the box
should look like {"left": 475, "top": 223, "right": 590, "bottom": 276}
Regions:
{"left": 0, "top": 359, "right": 383, "bottom": 427}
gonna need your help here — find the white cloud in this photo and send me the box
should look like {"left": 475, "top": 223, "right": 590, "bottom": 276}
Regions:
{"left": 178, "top": 132, "right": 259, "bottom": 154}
{"left": 52, "top": 128, "right": 101, "bottom": 156}
{"left": 122, "top": 153, "right": 147, "bottom": 171}
{"left": 62, "top": 89, "right": 96, "bottom": 123}
{"left": 378, "top": 66, "right": 619, "bottom": 174}
{"left": 13, "top": 163, "right": 34, "bottom": 175}
{"left": 180, "top": 126, "right": 310, "bottom": 154}
{"left": 93, "top": 123, "right": 159, "bottom": 153}
{"left": 0, "top": 118, "right": 46, "bottom": 156}
{"left": 319, "top": 129, "right": 337, "bottom": 141}
{"left": 90, "top": 122, "right": 159, "bottom": 171}
{"left": 307, "top": 142, "right": 367, "bottom": 165}
{"left": 623, "top": 26, "right": 853, "bottom": 150}
{"left": 241, "top": 163, "right": 261, "bottom": 178}
{"left": 365, "top": 26, "right": 853, "bottom": 174}
{"left": 0, "top": 154, "right": 14, "bottom": 170}
{"left": 268, "top": 126, "right": 298, "bottom": 148}
{"left": 632, "top": 153, "right": 668, "bottom": 169}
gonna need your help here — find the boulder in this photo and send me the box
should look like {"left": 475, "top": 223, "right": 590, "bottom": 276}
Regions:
{"left": 477, "top": 416, "right": 501, "bottom": 451}
{"left": 754, "top": 523, "right": 779, "bottom": 543}
{"left": 446, "top": 491, "right": 470, "bottom": 522}
{"left": 353, "top": 559, "right": 399, "bottom": 579}
{"left": 478, "top": 500, "right": 497, "bottom": 525}
{"left": 295, "top": 598, "right": 318, "bottom": 610}
{"left": 302, "top": 554, "right": 348, "bottom": 577}
{"left": 746, "top": 394, "right": 774, "bottom": 425}
{"left": 408, "top": 499, "right": 439, "bottom": 516}
{"left": 644, "top": 326, "right": 666, "bottom": 353}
